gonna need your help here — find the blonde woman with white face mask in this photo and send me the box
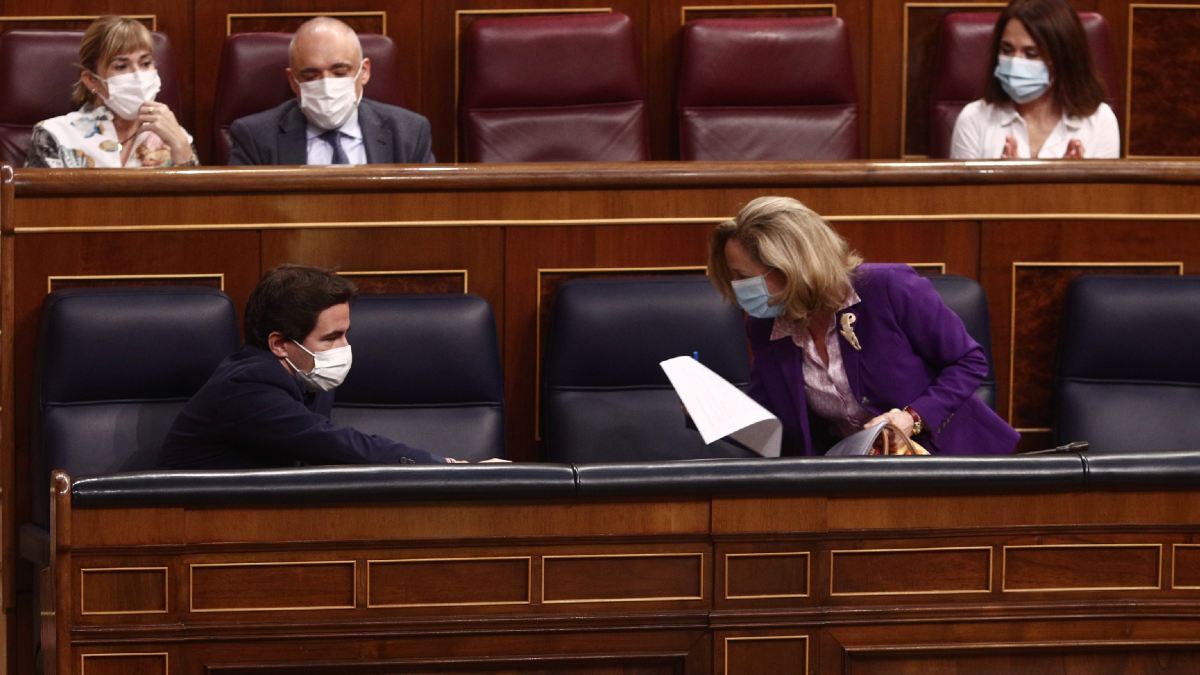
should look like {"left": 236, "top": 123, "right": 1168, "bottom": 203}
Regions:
{"left": 25, "top": 16, "right": 197, "bottom": 168}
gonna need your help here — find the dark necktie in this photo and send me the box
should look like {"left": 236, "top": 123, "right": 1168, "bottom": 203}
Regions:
{"left": 319, "top": 129, "right": 348, "bottom": 165}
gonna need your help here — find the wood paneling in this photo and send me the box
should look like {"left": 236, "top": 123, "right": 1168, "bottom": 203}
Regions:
{"left": 367, "top": 557, "right": 531, "bottom": 607}
{"left": 190, "top": 560, "right": 357, "bottom": 612}
{"left": 1127, "top": 5, "right": 1200, "bottom": 157}
{"left": 1002, "top": 544, "right": 1162, "bottom": 592}
{"left": 830, "top": 546, "right": 991, "bottom": 596}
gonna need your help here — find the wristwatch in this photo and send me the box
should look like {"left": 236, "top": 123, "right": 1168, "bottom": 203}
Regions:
{"left": 903, "top": 405, "right": 923, "bottom": 436}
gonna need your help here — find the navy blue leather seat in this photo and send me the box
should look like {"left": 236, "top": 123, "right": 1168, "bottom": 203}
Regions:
{"left": 927, "top": 274, "right": 998, "bottom": 409}
{"left": 26, "top": 286, "right": 238, "bottom": 561}
{"left": 542, "top": 276, "right": 755, "bottom": 462}
{"left": 1055, "top": 275, "right": 1200, "bottom": 452}
{"left": 332, "top": 293, "right": 505, "bottom": 461}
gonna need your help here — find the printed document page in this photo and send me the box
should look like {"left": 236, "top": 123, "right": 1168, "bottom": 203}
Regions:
{"left": 660, "top": 355, "right": 782, "bottom": 458}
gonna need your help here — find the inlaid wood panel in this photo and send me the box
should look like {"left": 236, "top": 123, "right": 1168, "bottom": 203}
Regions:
{"left": 843, "top": 646, "right": 1200, "bottom": 675}
{"left": 830, "top": 546, "right": 992, "bottom": 596}
{"left": 190, "top": 561, "right": 357, "bottom": 612}
{"left": 721, "top": 634, "right": 808, "bottom": 675}
{"left": 1002, "top": 544, "right": 1162, "bottom": 592}
{"left": 723, "top": 551, "right": 810, "bottom": 600}
{"left": 542, "top": 553, "right": 705, "bottom": 603}
{"left": 1127, "top": 5, "right": 1200, "bottom": 157}
{"left": 80, "top": 652, "right": 168, "bottom": 675}
{"left": 339, "top": 269, "right": 469, "bottom": 294}
{"left": 367, "top": 557, "right": 531, "bottom": 607}
{"left": 1173, "top": 544, "right": 1200, "bottom": 589}
{"left": 79, "top": 567, "right": 167, "bottom": 616}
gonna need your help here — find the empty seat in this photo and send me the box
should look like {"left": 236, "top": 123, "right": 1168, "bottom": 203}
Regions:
{"left": 677, "top": 17, "right": 860, "bottom": 160}
{"left": 211, "top": 32, "right": 404, "bottom": 164}
{"left": 1055, "top": 276, "right": 1200, "bottom": 452}
{"left": 332, "top": 293, "right": 505, "bottom": 461}
{"left": 926, "top": 274, "right": 998, "bottom": 409}
{"left": 0, "top": 29, "right": 182, "bottom": 166}
{"left": 928, "top": 11, "right": 1120, "bottom": 158}
{"left": 460, "top": 12, "right": 648, "bottom": 162}
{"left": 26, "top": 286, "right": 238, "bottom": 559}
{"left": 542, "top": 276, "right": 755, "bottom": 462}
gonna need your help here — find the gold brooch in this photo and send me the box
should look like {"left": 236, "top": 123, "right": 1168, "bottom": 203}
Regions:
{"left": 839, "top": 313, "right": 862, "bottom": 351}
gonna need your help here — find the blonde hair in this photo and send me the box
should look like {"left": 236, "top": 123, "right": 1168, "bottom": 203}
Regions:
{"left": 708, "top": 196, "right": 862, "bottom": 323}
{"left": 73, "top": 16, "right": 154, "bottom": 107}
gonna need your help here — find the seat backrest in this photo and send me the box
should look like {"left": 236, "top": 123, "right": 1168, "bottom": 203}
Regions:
{"left": 677, "top": 17, "right": 860, "bottom": 160}
{"left": 331, "top": 293, "right": 505, "bottom": 461}
{"left": 31, "top": 286, "right": 239, "bottom": 525}
{"left": 460, "top": 12, "right": 648, "bottom": 162}
{"left": 926, "top": 274, "right": 997, "bottom": 409}
{"left": 928, "top": 11, "right": 1121, "bottom": 158}
{"left": 542, "top": 276, "right": 754, "bottom": 462}
{"left": 0, "top": 29, "right": 182, "bottom": 166}
{"left": 1055, "top": 276, "right": 1200, "bottom": 452}
{"left": 211, "top": 32, "right": 404, "bottom": 164}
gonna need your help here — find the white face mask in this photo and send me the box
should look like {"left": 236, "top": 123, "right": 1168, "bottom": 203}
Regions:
{"left": 95, "top": 69, "right": 161, "bottom": 120}
{"left": 287, "top": 340, "right": 353, "bottom": 392}
{"left": 297, "top": 60, "right": 364, "bottom": 130}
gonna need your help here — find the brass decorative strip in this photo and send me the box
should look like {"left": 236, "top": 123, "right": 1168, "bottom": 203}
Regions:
{"left": 189, "top": 560, "right": 357, "bottom": 613}
{"left": 541, "top": 552, "right": 705, "bottom": 604}
{"left": 226, "top": 11, "right": 386, "bottom": 36}
{"left": 830, "top": 545, "right": 993, "bottom": 596}
{"left": 79, "top": 566, "right": 168, "bottom": 616}
{"left": 1006, "top": 261, "right": 1184, "bottom": 426}
{"left": 1002, "top": 543, "right": 1164, "bottom": 592}
{"left": 47, "top": 272, "right": 225, "bottom": 294}
{"left": 900, "top": 3, "right": 1007, "bottom": 157}
{"left": 339, "top": 268, "right": 469, "bottom": 293}
{"left": 724, "top": 551, "right": 810, "bottom": 599}
{"left": 680, "top": 4, "right": 837, "bottom": 24}
{"left": 81, "top": 653, "right": 168, "bottom": 672}
{"left": 534, "top": 265, "right": 707, "bottom": 440}
{"left": 453, "top": 7, "right": 612, "bottom": 161}
{"left": 365, "top": 556, "right": 532, "bottom": 608}
{"left": 16, "top": 212, "right": 1200, "bottom": 235}
{"left": 724, "top": 635, "right": 809, "bottom": 675}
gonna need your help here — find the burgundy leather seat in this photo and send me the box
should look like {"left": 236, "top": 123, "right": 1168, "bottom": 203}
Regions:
{"left": 0, "top": 29, "right": 182, "bottom": 166}
{"left": 928, "top": 11, "right": 1120, "bottom": 159}
{"left": 460, "top": 12, "right": 648, "bottom": 162}
{"left": 211, "top": 32, "right": 404, "bottom": 164}
{"left": 677, "top": 17, "right": 860, "bottom": 161}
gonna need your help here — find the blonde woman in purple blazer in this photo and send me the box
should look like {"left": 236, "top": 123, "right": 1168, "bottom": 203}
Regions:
{"left": 708, "top": 196, "right": 1019, "bottom": 456}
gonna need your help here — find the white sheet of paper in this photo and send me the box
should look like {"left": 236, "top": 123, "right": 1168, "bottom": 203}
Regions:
{"left": 660, "top": 355, "right": 782, "bottom": 458}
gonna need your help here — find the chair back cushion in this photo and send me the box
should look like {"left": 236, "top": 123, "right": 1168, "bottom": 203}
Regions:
{"left": 678, "top": 17, "right": 860, "bottom": 160}
{"left": 926, "top": 274, "right": 997, "bottom": 409}
{"left": 0, "top": 29, "right": 181, "bottom": 166}
{"left": 542, "top": 276, "right": 754, "bottom": 462}
{"left": 461, "top": 12, "right": 648, "bottom": 162}
{"left": 211, "top": 32, "right": 403, "bottom": 164}
{"left": 928, "top": 11, "right": 1120, "bottom": 158}
{"left": 32, "top": 286, "right": 238, "bottom": 524}
{"left": 1056, "top": 276, "right": 1200, "bottom": 452}
{"left": 332, "top": 293, "right": 505, "bottom": 461}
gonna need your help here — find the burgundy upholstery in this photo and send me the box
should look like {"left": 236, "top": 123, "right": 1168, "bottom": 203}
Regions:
{"left": 0, "top": 30, "right": 181, "bottom": 166}
{"left": 677, "top": 17, "right": 860, "bottom": 161}
{"left": 928, "top": 11, "right": 1121, "bottom": 158}
{"left": 211, "top": 32, "right": 403, "bottom": 164}
{"left": 461, "top": 12, "right": 648, "bottom": 162}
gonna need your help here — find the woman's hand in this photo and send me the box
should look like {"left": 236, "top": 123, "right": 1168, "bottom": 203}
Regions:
{"left": 1000, "top": 135, "right": 1018, "bottom": 159}
{"left": 864, "top": 408, "right": 915, "bottom": 438}
{"left": 1063, "top": 138, "right": 1084, "bottom": 159}
{"left": 137, "top": 101, "right": 193, "bottom": 164}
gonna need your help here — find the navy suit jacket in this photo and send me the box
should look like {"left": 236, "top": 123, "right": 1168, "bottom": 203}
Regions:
{"left": 157, "top": 346, "right": 443, "bottom": 468}
{"left": 746, "top": 264, "right": 1019, "bottom": 456}
{"left": 228, "top": 98, "right": 435, "bottom": 165}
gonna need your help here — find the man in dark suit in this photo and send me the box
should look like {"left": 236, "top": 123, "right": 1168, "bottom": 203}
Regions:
{"left": 228, "top": 16, "right": 434, "bottom": 165}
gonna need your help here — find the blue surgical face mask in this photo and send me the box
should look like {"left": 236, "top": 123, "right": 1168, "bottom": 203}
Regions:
{"left": 731, "top": 274, "right": 783, "bottom": 319}
{"left": 994, "top": 55, "right": 1051, "bottom": 104}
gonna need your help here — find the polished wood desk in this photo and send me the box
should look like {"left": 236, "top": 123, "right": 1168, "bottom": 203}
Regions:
{"left": 4, "top": 160, "right": 1200, "bottom": 671}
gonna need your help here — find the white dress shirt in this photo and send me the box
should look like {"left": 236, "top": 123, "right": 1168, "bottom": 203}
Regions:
{"left": 950, "top": 99, "right": 1119, "bottom": 159}
{"left": 305, "top": 109, "right": 367, "bottom": 165}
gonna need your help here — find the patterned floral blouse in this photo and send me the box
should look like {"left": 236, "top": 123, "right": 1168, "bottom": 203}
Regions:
{"left": 25, "top": 104, "right": 199, "bottom": 168}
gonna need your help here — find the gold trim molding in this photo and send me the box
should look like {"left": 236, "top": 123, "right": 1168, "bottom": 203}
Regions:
{"left": 47, "top": 272, "right": 225, "bottom": 294}
{"left": 830, "top": 545, "right": 993, "bottom": 597}
{"left": 0, "top": 14, "right": 157, "bottom": 30}
{"left": 541, "top": 552, "right": 705, "bottom": 604}
{"left": 724, "top": 634, "right": 809, "bottom": 675}
{"left": 365, "top": 556, "right": 532, "bottom": 608}
{"left": 189, "top": 560, "right": 357, "bottom": 613}
{"left": 340, "top": 268, "right": 469, "bottom": 293}
{"left": 1171, "top": 543, "right": 1200, "bottom": 590}
{"left": 681, "top": 4, "right": 837, "bottom": 24}
{"left": 1001, "top": 543, "right": 1164, "bottom": 592}
{"left": 226, "top": 11, "right": 386, "bottom": 36}
{"left": 724, "top": 551, "right": 811, "bottom": 600}
{"left": 80, "top": 567, "right": 168, "bottom": 616}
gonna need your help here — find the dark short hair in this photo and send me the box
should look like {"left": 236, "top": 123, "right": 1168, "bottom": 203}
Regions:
{"left": 983, "top": 0, "right": 1107, "bottom": 118}
{"left": 244, "top": 264, "right": 356, "bottom": 349}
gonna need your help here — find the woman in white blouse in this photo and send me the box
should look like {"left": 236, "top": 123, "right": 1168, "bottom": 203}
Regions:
{"left": 26, "top": 16, "right": 196, "bottom": 168}
{"left": 950, "top": 0, "right": 1118, "bottom": 160}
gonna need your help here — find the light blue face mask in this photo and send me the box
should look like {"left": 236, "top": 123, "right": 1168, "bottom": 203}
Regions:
{"left": 994, "top": 55, "right": 1051, "bottom": 104}
{"left": 731, "top": 274, "right": 783, "bottom": 319}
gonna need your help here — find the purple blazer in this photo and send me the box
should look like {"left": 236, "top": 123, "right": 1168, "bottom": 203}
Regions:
{"left": 746, "top": 264, "right": 1019, "bottom": 456}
